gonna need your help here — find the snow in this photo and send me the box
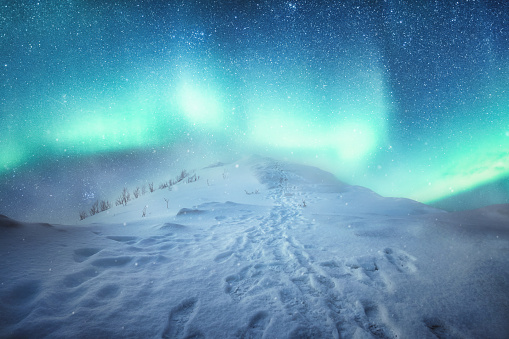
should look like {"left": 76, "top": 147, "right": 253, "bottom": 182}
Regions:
{"left": 1, "top": 156, "right": 508, "bottom": 338}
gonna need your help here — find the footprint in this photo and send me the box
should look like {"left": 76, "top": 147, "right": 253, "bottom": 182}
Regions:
{"left": 361, "top": 301, "right": 396, "bottom": 339}
{"left": 291, "top": 274, "right": 320, "bottom": 297}
{"left": 0, "top": 279, "right": 41, "bottom": 325}
{"left": 278, "top": 286, "right": 310, "bottom": 316}
{"left": 424, "top": 317, "right": 449, "bottom": 339}
{"left": 1, "top": 279, "right": 41, "bottom": 305}
{"left": 345, "top": 256, "right": 389, "bottom": 291}
{"left": 319, "top": 260, "right": 352, "bottom": 279}
{"left": 96, "top": 284, "right": 120, "bottom": 299}
{"left": 162, "top": 297, "right": 198, "bottom": 338}
{"left": 214, "top": 250, "right": 233, "bottom": 263}
{"left": 239, "top": 311, "right": 270, "bottom": 339}
{"left": 73, "top": 248, "right": 101, "bottom": 263}
{"left": 224, "top": 265, "right": 263, "bottom": 301}
{"left": 384, "top": 248, "right": 417, "bottom": 273}
{"left": 311, "top": 274, "right": 336, "bottom": 291}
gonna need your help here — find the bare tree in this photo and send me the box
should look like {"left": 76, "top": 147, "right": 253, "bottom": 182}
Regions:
{"left": 79, "top": 210, "right": 88, "bottom": 220}
{"left": 116, "top": 187, "right": 131, "bottom": 206}
{"left": 125, "top": 187, "right": 131, "bottom": 202}
{"left": 133, "top": 186, "right": 140, "bottom": 199}
{"left": 176, "top": 169, "right": 188, "bottom": 183}
{"left": 90, "top": 200, "right": 99, "bottom": 216}
{"left": 100, "top": 200, "right": 111, "bottom": 212}
{"left": 148, "top": 182, "right": 155, "bottom": 193}
{"left": 141, "top": 185, "right": 146, "bottom": 195}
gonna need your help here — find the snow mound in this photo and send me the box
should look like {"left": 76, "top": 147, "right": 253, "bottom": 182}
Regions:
{"left": 0, "top": 214, "right": 22, "bottom": 228}
{"left": 1, "top": 156, "right": 508, "bottom": 338}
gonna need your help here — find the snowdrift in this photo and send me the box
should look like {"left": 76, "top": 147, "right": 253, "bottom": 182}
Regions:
{"left": 1, "top": 156, "right": 508, "bottom": 338}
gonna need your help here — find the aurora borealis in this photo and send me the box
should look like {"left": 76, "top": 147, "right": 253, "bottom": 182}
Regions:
{"left": 1, "top": 0, "right": 508, "bottom": 223}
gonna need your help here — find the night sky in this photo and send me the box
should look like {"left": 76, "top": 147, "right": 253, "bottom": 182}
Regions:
{"left": 1, "top": 0, "right": 508, "bottom": 223}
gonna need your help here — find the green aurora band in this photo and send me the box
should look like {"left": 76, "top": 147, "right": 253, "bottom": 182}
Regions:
{"left": 1, "top": 0, "right": 507, "bottom": 211}
{"left": 2, "top": 62, "right": 507, "bottom": 206}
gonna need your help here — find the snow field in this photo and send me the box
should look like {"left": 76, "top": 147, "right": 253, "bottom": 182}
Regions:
{"left": 1, "top": 156, "right": 508, "bottom": 338}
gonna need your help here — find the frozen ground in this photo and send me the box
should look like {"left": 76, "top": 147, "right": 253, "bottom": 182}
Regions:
{"left": 1, "top": 156, "right": 508, "bottom": 338}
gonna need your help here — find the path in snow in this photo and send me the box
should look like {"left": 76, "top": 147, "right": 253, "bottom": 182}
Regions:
{"left": 215, "top": 162, "right": 411, "bottom": 338}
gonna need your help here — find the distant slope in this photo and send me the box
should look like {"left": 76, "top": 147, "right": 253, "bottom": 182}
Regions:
{"left": 429, "top": 174, "right": 509, "bottom": 211}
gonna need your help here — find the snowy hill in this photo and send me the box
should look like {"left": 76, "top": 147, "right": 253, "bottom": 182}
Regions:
{"left": 1, "top": 156, "right": 508, "bottom": 338}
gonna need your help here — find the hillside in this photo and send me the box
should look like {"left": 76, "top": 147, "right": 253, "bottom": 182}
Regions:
{"left": 1, "top": 156, "right": 508, "bottom": 338}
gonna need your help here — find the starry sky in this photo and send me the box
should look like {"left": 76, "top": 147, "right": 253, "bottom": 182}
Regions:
{"left": 1, "top": 0, "right": 508, "bottom": 223}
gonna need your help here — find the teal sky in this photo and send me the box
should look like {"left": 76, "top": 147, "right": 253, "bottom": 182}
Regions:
{"left": 1, "top": 0, "right": 508, "bottom": 223}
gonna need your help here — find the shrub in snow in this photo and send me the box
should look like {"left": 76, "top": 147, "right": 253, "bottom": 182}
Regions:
{"left": 176, "top": 169, "right": 188, "bottom": 183}
{"left": 161, "top": 178, "right": 177, "bottom": 190}
{"left": 79, "top": 210, "right": 87, "bottom": 220}
{"left": 148, "top": 182, "right": 155, "bottom": 193}
{"left": 141, "top": 185, "right": 146, "bottom": 195}
{"left": 115, "top": 187, "right": 131, "bottom": 206}
{"left": 100, "top": 200, "right": 111, "bottom": 212}
{"left": 133, "top": 187, "right": 140, "bottom": 199}
{"left": 187, "top": 174, "right": 199, "bottom": 183}
{"left": 89, "top": 200, "right": 99, "bottom": 216}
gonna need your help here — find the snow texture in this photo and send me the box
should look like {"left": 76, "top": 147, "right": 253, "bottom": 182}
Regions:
{"left": 1, "top": 156, "right": 508, "bottom": 338}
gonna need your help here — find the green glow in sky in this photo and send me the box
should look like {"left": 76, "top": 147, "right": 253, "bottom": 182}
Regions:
{"left": 1, "top": 0, "right": 507, "bottom": 214}
{"left": 412, "top": 135, "right": 509, "bottom": 204}
{"left": 177, "top": 84, "right": 224, "bottom": 128}
{"left": 0, "top": 141, "right": 28, "bottom": 172}
{"left": 249, "top": 115, "right": 381, "bottom": 165}
{"left": 0, "top": 91, "right": 185, "bottom": 171}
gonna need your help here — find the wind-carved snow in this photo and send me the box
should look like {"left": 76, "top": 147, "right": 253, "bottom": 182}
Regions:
{"left": 0, "top": 156, "right": 508, "bottom": 338}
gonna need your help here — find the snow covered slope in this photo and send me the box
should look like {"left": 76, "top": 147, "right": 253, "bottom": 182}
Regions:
{"left": 1, "top": 156, "right": 508, "bottom": 338}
